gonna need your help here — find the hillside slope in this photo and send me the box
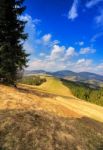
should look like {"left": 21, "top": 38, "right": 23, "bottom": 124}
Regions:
{"left": 21, "top": 76, "right": 73, "bottom": 97}
{"left": 19, "top": 82, "right": 103, "bottom": 123}
{"left": 0, "top": 84, "right": 77, "bottom": 117}
{"left": 0, "top": 84, "right": 103, "bottom": 150}
{"left": 36, "top": 76, "right": 72, "bottom": 96}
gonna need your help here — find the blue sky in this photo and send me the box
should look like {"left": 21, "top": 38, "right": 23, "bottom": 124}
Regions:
{"left": 22, "top": 0, "right": 103, "bottom": 74}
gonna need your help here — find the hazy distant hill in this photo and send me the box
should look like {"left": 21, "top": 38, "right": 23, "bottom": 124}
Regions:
{"left": 25, "top": 70, "right": 103, "bottom": 85}
{"left": 78, "top": 72, "right": 103, "bottom": 81}
{"left": 51, "top": 70, "right": 103, "bottom": 81}
{"left": 51, "top": 70, "right": 77, "bottom": 77}
{"left": 25, "top": 70, "right": 49, "bottom": 75}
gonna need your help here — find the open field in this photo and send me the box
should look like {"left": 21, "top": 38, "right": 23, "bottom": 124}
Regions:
{"left": 0, "top": 84, "right": 77, "bottom": 118}
{"left": 19, "top": 75, "right": 103, "bottom": 122}
{"left": 20, "top": 75, "right": 103, "bottom": 106}
{"left": 0, "top": 84, "right": 103, "bottom": 150}
{"left": 19, "top": 83, "right": 103, "bottom": 123}
{"left": 20, "top": 75, "right": 73, "bottom": 97}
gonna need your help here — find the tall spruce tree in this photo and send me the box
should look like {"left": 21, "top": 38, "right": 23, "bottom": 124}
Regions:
{"left": 0, "top": 0, "right": 28, "bottom": 85}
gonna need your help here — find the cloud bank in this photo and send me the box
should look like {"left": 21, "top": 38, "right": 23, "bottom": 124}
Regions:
{"left": 22, "top": 14, "right": 103, "bottom": 75}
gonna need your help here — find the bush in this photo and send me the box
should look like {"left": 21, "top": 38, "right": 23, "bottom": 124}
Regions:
{"left": 20, "top": 75, "right": 46, "bottom": 86}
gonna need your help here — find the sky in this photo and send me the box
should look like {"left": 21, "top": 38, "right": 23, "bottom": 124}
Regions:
{"left": 22, "top": 0, "right": 103, "bottom": 75}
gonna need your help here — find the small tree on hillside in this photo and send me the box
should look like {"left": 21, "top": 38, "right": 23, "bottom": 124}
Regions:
{"left": 0, "top": 0, "right": 29, "bottom": 85}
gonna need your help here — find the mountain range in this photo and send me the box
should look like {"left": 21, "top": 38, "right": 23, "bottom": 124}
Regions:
{"left": 25, "top": 70, "right": 103, "bottom": 85}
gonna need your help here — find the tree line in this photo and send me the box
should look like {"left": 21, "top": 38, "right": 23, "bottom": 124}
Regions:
{"left": 20, "top": 76, "right": 46, "bottom": 86}
{"left": 62, "top": 79, "right": 103, "bottom": 106}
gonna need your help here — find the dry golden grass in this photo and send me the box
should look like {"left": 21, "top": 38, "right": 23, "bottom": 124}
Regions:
{"left": 0, "top": 84, "right": 103, "bottom": 150}
{"left": 21, "top": 76, "right": 73, "bottom": 97}
{"left": 55, "top": 96, "right": 103, "bottom": 123}
{"left": 18, "top": 83, "right": 103, "bottom": 123}
{"left": 0, "top": 84, "right": 79, "bottom": 118}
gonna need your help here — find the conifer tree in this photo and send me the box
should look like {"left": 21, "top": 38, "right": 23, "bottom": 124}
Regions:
{"left": 0, "top": 0, "right": 28, "bottom": 85}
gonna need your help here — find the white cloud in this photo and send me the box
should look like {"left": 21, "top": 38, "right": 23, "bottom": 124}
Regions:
{"left": 76, "top": 58, "right": 92, "bottom": 66}
{"left": 42, "top": 34, "right": 52, "bottom": 43}
{"left": 28, "top": 57, "right": 94, "bottom": 73}
{"left": 86, "top": 0, "right": 103, "bottom": 8}
{"left": 28, "top": 58, "right": 67, "bottom": 71}
{"left": 28, "top": 45, "right": 77, "bottom": 71}
{"left": 23, "top": 43, "right": 35, "bottom": 53}
{"left": 50, "top": 40, "right": 60, "bottom": 46}
{"left": 49, "top": 45, "right": 65, "bottom": 60}
{"left": 76, "top": 58, "right": 86, "bottom": 65}
{"left": 65, "top": 47, "right": 77, "bottom": 57}
{"left": 28, "top": 54, "right": 103, "bottom": 75}
{"left": 21, "top": 14, "right": 59, "bottom": 57}
{"left": 95, "top": 10, "right": 103, "bottom": 27}
{"left": 68, "top": 0, "right": 79, "bottom": 20}
{"left": 20, "top": 14, "right": 41, "bottom": 54}
{"left": 27, "top": 42, "right": 96, "bottom": 73}
{"left": 80, "top": 47, "right": 96, "bottom": 54}
{"left": 91, "top": 32, "right": 103, "bottom": 42}
{"left": 74, "top": 58, "right": 93, "bottom": 72}
{"left": 36, "top": 34, "right": 59, "bottom": 48}
{"left": 97, "top": 63, "right": 103, "bottom": 69}
{"left": 93, "top": 63, "right": 103, "bottom": 75}
{"left": 48, "top": 46, "right": 77, "bottom": 62}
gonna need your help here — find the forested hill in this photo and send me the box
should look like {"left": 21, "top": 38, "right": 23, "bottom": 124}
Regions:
{"left": 62, "top": 79, "right": 103, "bottom": 106}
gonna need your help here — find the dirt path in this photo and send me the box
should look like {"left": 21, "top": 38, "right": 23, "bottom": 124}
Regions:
{"left": 51, "top": 96, "right": 103, "bottom": 122}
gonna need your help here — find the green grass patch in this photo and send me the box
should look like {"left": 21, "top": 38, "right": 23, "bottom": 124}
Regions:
{"left": 20, "top": 75, "right": 46, "bottom": 86}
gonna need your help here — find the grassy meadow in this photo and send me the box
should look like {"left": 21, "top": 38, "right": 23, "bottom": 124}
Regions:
{"left": 20, "top": 75, "right": 72, "bottom": 97}
{"left": 0, "top": 84, "right": 103, "bottom": 150}
{"left": 0, "top": 75, "right": 102, "bottom": 149}
{"left": 20, "top": 75, "right": 103, "bottom": 107}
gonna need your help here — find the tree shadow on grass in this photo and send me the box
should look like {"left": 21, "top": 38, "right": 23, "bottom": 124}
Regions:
{"left": 0, "top": 109, "right": 103, "bottom": 150}
{"left": 17, "top": 86, "right": 55, "bottom": 98}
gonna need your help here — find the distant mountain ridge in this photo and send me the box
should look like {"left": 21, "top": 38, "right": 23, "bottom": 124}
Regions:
{"left": 25, "top": 70, "right": 48, "bottom": 75}
{"left": 25, "top": 70, "right": 103, "bottom": 83}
